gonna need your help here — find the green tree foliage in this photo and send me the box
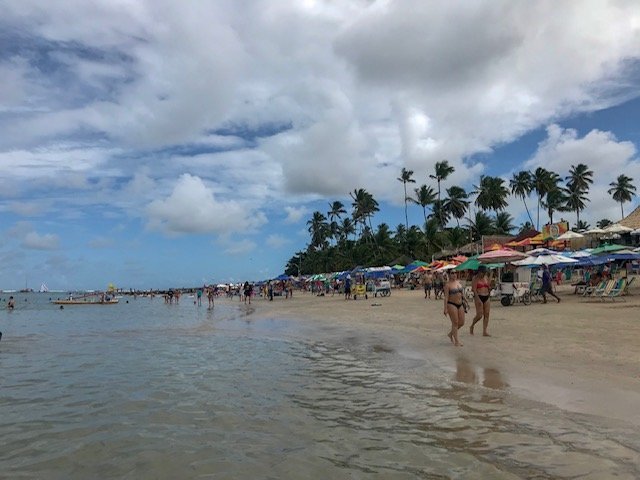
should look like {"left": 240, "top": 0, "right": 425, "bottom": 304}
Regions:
{"left": 397, "top": 168, "right": 416, "bottom": 231}
{"left": 608, "top": 174, "right": 637, "bottom": 220}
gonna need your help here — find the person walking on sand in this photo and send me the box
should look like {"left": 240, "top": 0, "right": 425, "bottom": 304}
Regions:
{"left": 444, "top": 270, "right": 465, "bottom": 346}
{"left": 541, "top": 264, "right": 560, "bottom": 303}
{"left": 344, "top": 274, "right": 352, "bottom": 300}
{"left": 423, "top": 271, "right": 433, "bottom": 299}
{"left": 207, "top": 286, "right": 215, "bottom": 308}
{"left": 470, "top": 266, "right": 491, "bottom": 336}
{"left": 243, "top": 281, "right": 252, "bottom": 305}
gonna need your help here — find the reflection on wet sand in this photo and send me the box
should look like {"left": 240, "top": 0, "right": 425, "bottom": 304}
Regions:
{"left": 291, "top": 341, "right": 639, "bottom": 479}
{"left": 454, "top": 355, "right": 509, "bottom": 390}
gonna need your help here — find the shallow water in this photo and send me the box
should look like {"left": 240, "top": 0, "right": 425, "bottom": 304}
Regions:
{"left": 1, "top": 294, "right": 639, "bottom": 479}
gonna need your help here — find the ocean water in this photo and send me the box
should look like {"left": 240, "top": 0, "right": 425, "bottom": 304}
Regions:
{"left": 1, "top": 293, "right": 638, "bottom": 479}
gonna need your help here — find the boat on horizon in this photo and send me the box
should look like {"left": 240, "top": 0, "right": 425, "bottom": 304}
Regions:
{"left": 51, "top": 292, "right": 119, "bottom": 305}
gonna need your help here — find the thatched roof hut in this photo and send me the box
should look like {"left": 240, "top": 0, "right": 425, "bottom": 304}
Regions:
{"left": 619, "top": 205, "right": 640, "bottom": 230}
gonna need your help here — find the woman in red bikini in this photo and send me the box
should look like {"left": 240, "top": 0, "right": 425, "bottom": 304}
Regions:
{"left": 470, "top": 266, "right": 492, "bottom": 336}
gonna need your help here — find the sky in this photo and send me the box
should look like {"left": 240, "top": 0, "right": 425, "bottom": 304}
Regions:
{"left": 1, "top": 0, "right": 640, "bottom": 290}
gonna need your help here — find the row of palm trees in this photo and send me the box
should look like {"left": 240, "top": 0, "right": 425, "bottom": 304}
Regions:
{"left": 284, "top": 162, "right": 636, "bottom": 275}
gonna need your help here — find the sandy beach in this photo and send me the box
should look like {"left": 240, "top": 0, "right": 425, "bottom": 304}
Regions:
{"left": 247, "top": 282, "right": 640, "bottom": 427}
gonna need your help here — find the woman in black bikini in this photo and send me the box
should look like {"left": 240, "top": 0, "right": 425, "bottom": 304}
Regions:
{"left": 470, "top": 266, "right": 492, "bottom": 336}
{"left": 444, "top": 271, "right": 465, "bottom": 346}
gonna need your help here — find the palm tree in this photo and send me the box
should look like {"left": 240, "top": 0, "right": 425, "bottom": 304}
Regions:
{"left": 444, "top": 186, "right": 470, "bottom": 226}
{"left": 565, "top": 182, "right": 589, "bottom": 229}
{"left": 339, "top": 217, "right": 355, "bottom": 242}
{"left": 608, "top": 174, "right": 637, "bottom": 219}
{"left": 445, "top": 226, "right": 469, "bottom": 250}
{"left": 423, "top": 218, "right": 446, "bottom": 255}
{"left": 397, "top": 168, "right": 416, "bottom": 231}
{"left": 409, "top": 184, "right": 436, "bottom": 226}
{"left": 494, "top": 211, "right": 515, "bottom": 235}
{"left": 532, "top": 167, "right": 555, "bottom": 230}
{"left": 467, "top": 211, "right": 495, "bottom": 241}
{"left": 474, "top": 176, "right": 509, "bottom": 213}
{"left": 510, "top": 171, "right": 534, "bottom": 225}
{"left": 596, "top": 218, "right": 613, "bottom": 229}
{"left": 518, "top": 221, "right": 535, "bottom": 234}
{"left": 307, "top": 211, "right": 329, "bottom": 249}
{"left": 429, "top": 160, "right": 455, "bottom": 227}
{"left": 350, "top": 188, "right": 369, "bottom": 236}
{"left": 542, "top": 182, "right": 569, "bottom": 225}
{"left": 327, "top": 201, "right": 346, "bottom": 222}
{"left": 428, "top": 199, "right": 450, "bottom": 229}
{"left": 565, "top": 163, "right": 593, "bottom": 227}
{"left": 566, "top": 163, "right": 594, "bottom": 192}
{"left": 576, "top": 220, "right": 590, "bottom": 231}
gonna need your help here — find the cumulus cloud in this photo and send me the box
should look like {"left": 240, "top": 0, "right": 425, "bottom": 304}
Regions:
{"left": 266, "top": 234, "right": 290, "bottom": 249}
{"left": 146, "top": 173, "right": 266, "bottom": 235}
{"left": 525, "top": 125, "right": 640, "bottom": 223}
{"left": 22, "top": 231, "right": 60, "bottom": 250}
{"left": 283, "top": 206, "right": 309, "bottom": 224}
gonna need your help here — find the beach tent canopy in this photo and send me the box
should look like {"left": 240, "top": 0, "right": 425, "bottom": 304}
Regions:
{"left": 606, "top": 251, "right": 640, "bottom": 261}
{"left": 365, "top": 266, "right": 392, "bottom": 278}
{"left": 527, "top": 247, "right": 559, "bottom": 256}
{"left": 590, "top": 243, "right": 628, "bottom": 255}
{"left": 568, "top": 249, "right": 593, "bottom": 258}
{"left": 556, "top": 230, "right": 584, "bottom": 240}
{"left": 514, "top": 254, "right": 577, "bottom": 266}
{"left": 274, "top": 274, "right": 291, "bottom": 281}
{"left": 478, "top": 248, "right": 528, "bottom": 264}
{"left": 604, "top": 224, "right": 633, "bottom": 234}
{"left": 454, "top": 255, "right": 503, "bottom": 271}
{"left": 437, "top": 263, "right": 457, "bottom": 271}
{"left": 584, "top": 227, "right": 606, "bottom": 235}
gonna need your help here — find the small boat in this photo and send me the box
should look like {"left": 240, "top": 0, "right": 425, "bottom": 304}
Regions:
{"left": 52, "top": 299, "right": 119, "bottom": 305}
{"left": 51, "top": 292, "right": 119, "bottom": 305}
{"left": 40, "top": 283, "right": 49, "bottom": 293}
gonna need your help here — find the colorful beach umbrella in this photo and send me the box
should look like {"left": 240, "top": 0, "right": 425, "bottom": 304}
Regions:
{"left": 590, "top": 243, "right": 628, "bottom": 255}
{"left": 478, "top": 248, "right": 528, "bottom": 264}
{"left": 454, "top": 254, "right": 503, "bottom": 271}
{"left": 556, "top": 230, "right": 584, "bottom": 240}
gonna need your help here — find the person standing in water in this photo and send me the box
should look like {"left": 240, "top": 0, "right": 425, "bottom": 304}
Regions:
{"left": 443, "top": 271, "right": 465, "bottom": 346}
{"left": 7, "top": 296, "right": 15, "bottom": 310}
{"left": 470, "top": 266, "right": 492, "bottom": 336}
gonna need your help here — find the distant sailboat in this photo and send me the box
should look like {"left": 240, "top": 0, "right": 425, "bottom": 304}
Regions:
{"left": 39, "top": 283, "right": 49, "bottom": 293}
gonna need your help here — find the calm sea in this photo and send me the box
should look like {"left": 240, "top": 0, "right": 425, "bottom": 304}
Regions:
{"left": 1, "top": 293, "right": 638, "bottom": 479}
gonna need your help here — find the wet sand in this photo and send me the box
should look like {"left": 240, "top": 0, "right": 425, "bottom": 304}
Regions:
{"left": 248, "top": 282, "right": 640, "bottom": 426}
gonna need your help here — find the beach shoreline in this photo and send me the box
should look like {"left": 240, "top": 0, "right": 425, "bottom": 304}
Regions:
{"left": 239, "top": 284, "right": 640, "bottom": 427}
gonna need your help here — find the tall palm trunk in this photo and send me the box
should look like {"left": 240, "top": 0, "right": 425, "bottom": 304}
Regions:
{"left": 620, "top": 202, "right": 624, "bottom": 220}
{"left": 403, "top": 182, "right": 409, "bottom": 231}
{"left": 522, "top": 196, "right": 534, "bottom": 225}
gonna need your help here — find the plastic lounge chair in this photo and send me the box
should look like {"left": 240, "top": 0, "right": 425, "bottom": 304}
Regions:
{"left": 622, "top": 276, "right": 635, "bottom": 295}
{"left": 603, "top": 279, "right": 627, "bottom": 302}
{"left": 582, "top": 280, "right": 605, "bottom": 298}
{"left": 583, "top": 280, "right": 610, "bottom": 300}
{"left": 589, "top": 280, "right": 616, "bottom": 300}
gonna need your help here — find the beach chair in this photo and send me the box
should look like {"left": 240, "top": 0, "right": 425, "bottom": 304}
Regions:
{"left": 603, "top": 279, "right": 627, "bottom": 302}
{"left": 582, "top": 280, "right": 606, "bottom": 298}
{"left": 587, "top": 280, "right": 616, "bottom": 301}
{"left": 622, "top": 276, "right": 635, "bottom": 295}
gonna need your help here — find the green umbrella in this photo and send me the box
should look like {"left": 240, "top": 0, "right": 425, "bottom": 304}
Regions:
{"left": 454, "top": 255, "right": 504, "bottom": 271}
{"left": 590, "top": 243, "right": 628, "bottom": 255}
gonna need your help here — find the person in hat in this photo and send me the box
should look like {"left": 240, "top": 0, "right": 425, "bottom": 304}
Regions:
{"left": 470, "top": 266, "right": 492, "bottom": 336}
